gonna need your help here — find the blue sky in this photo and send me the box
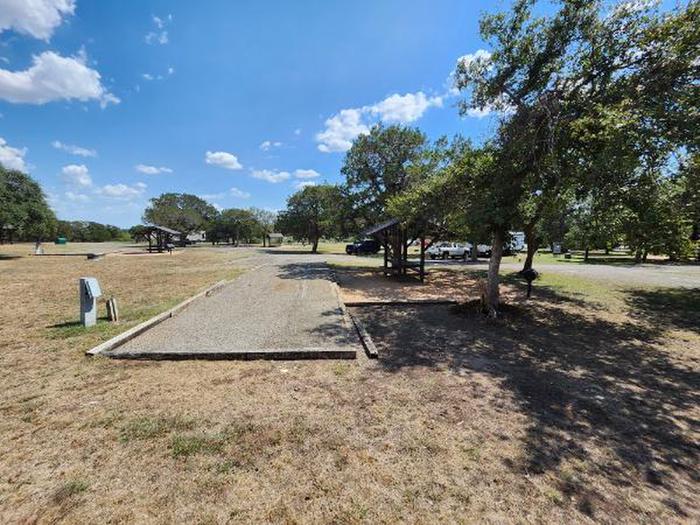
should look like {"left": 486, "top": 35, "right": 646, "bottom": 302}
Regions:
{"left": 0, "top": 0, "right": 503, "bottom": 227}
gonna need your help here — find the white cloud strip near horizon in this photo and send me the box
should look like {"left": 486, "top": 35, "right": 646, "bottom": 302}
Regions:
{"left": 294, "top": 169, "right": 320, "bottom": 179}
{"left": 135, "top": 164, "right": 173, "bottom": 175}
{"left": 251, "top": 169, "right": 291, "bottom": 183}
{"left": 96, "top": 182, "right": 147, "bottom": 199}
{"left": 0, "top": 50, "right": 119, "bottom": 107}
{"left": 0, "top": 0, "right": 75, "bottom": 41}
{"left": 52, "top": 140, "right": 97, "bottom": 157}
{"left": 230, "top": 187, "right": 251, "bottom": 199}
{"left": 205, "top": 150, "right": 243, "bottom": 170}
{"left": 316, "top": 91, "right": 442, "bottom": 153}
{"left": 0, "top": 136, "right": 27, "bottom": 171}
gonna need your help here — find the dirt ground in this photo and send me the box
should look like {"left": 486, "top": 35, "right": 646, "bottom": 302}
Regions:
{"left": 335, "top": 267, "right": 514, "bottom": 303}
{"left": 1, "top": 244, "right": 698, "bottom": 523}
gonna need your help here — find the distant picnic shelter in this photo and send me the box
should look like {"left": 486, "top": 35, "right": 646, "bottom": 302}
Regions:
{"left": 267, "top": 233, "right": 284, "bottom": 247}
{"left": 363, "top": 218, "right": 426, "bottom": 282}
{"left": 143, "top": 225, "right": 181, "bottom": 253}
{"left": 0, "top": 224, "right": 15, "bottom": 244}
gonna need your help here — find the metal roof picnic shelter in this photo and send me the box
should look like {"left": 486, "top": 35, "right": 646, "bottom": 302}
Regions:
{"left": 143, "top": 225, "right": 181, "bottom": 253}
{"left": 362, "top": 218, "right": 426, "bottom": 282}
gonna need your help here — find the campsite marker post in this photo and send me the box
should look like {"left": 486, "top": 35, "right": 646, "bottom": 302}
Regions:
{"left": 79, "top": 277, "right": 102, "bottom": 327}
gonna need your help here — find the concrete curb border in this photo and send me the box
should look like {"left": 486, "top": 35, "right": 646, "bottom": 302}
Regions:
{"left": 85, "top": 279, "right": 230, "bottom": 357}
{"left": 344, "top": 299, "right": 460, "bottom": 307}
{"left": 347, "top": 311, "right": 379, "bottom": 359}
{"left": 102, "top": 347, "right": 356, "bottom": 361}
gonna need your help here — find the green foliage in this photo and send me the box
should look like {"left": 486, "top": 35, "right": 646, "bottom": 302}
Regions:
{"left": 55, "top": 220, "right": 127, "bottom": 242}
{"left": 206, "top": 208, "right": 259, "bottom": 245}
{"left": 277, "top": 184, "right": 344, "bottom": 252}
{"left": 388, "top": 138, "right": 493, "bottom": 243}
{"left": 0, "top": 165, "right": 57, "bottom": 241}
{"left": 249, "top": 207, "right": 278, "bottom": 240}
{"left": 143, "top": 193, "right": 218, "bottom": 235}
{"left": 341, "top": 124, "right": 429, "bottom": 227}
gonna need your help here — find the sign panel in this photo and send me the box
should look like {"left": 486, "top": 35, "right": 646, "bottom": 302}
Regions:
{"left": 83, "top": 277, "right": 102, "bottom": 299}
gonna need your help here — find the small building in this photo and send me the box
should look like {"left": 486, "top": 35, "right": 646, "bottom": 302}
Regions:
{"left": 267, "top": 233, "right": 284, "bottom": 247}
{"left": 0, "top": 224, "right": 15, "bottom": 244}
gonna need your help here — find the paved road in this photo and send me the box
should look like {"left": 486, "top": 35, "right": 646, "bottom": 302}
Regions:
{"left": 109, "top": 251, "right": 359, "bottom": 358}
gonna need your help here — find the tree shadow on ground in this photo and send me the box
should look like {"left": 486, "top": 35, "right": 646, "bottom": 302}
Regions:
{"left": 352, "top": 293, "right": 700, "bottom": 516}
{"left": 259, "top": 249, "right": 321, "bottom": 256}
{"left": 275, "top": 262, "right": 336, "bottom": 281}
{"left": 625, "top": 287, "right": 700, "bottom": 335}
{"left": 0, "top": 254, "right": 22, "bottom": 260}
{"left": 307, "top": 308, "right": 359, "bottom": 347}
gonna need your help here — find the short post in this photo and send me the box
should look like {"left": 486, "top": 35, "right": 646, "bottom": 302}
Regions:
{"left": 519, "top": 268, "right": 539, "bottom": 299}
{"left": 106, "top": 296, "right": 119, "bottom": 323}
{"left": 79, "top": 277, "right": 102, "bottom": 327}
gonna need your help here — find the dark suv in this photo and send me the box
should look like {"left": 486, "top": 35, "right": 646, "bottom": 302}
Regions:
{"left": 345, "top": 239, "right": 381, "bottom": 255}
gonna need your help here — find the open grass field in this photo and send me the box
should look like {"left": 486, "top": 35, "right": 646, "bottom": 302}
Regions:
{"left": 1, "top": 242, "right": 698, "bottom": 523}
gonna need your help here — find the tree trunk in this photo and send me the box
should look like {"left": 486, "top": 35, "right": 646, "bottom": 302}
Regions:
{"left": 584, "top": 246, "right": 590, "bottom": 262}
{"left": 485, "top": 229, "right": 505, "bottom": 318}
{"left": 634, "top": 247, "right": 642, "bottom": 263}
{"left": 523, "top": 240, "right": 538, "bottom": 271}
{"left": 471, "top": 241, "right": 478, "bottom": 262}
{"left": 311, "top": 237, "right": 319, "bottom": 253}
{"left": 522, "top": 225, "right": 537, "bottom": 271}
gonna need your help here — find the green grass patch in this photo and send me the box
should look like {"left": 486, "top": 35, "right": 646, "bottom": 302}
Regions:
{"left": 171, "top": 433, "right": 227, "bottom": 458}
{"left": 120, "top": 415, "right": 198, "bottom": 442}
{"left": 52, "top": 479, "right": 89, "bottom": 503}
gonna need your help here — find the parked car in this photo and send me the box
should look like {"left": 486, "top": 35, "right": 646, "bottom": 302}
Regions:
{"left": 427, "top": 242, "right": 469, "bottom": 259}
{"left": 345, "top": 239, "right": 381, "bottom": 255}
{"left": 476, "top": 244, "right": 492, "bottom": 257}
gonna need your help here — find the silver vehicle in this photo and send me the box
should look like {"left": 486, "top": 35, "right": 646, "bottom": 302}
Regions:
{"left": 427, "top": 242, "right": 469, "bottom": 259}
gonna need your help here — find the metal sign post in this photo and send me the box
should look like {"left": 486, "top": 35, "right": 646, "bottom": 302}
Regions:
{"left": 79, "top": 277, "right": 102, "bottom": 327}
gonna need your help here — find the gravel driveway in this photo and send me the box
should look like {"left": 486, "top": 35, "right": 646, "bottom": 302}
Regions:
{"left": 108, "top": 252, "right": 359, "bottom": 359}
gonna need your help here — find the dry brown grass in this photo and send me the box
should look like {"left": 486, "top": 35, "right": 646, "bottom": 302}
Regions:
{"left": 1, "top": 243, "right": 698, "bottom": 523}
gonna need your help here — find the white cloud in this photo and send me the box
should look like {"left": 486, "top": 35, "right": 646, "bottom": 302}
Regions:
{"left": 295, "top": 180, "right": 317, "bottom": 190}
{"left": 367, "top": 92, "right": 442, "bottom": 123}
{"left": 0, "top": 0, "right": 75, "bottom": 41}
{"left": 212, "top": 202, "right": 223, "bottom": 212}
{"left": 205, "top": 150, "right": 243, "bottom": 170}
{"left": 294, "top": 128, "right": 302, "bottom": 136}
{"left": 316, "top": 108, "right": 369, "bottom": 153}
{"left": 142, "top": 73, "right": 154, "bottom": 81}
{"left": 294, "top": 169, "right": 320, "bottom": 179}
{"left": 0, "top": 51, "right": 119, "bottom": 107}
{"left": 52, "top": 140, "right": 96, "bottom": 157}
{"left": 145, "top": 31, "right": 168, "bottom": 45}
{"left": 64, "top": 190, "right": 89, "bottom": 202}
{"left": 456, "top": 49, "right": 492, "bottom": 72}
{"left": 251, "top": 169, "right": 291, "bottom": 183}
{"left": 0, "top": 137, "right": 27, "bottom": 171}
{"left": 230, "top": 187, "right": 251, "bottom": 199}
{"left": 135, "top": 164, "right": 173, "bottom": 175}
{"left": 167, "top": 66, "right": 175, "bottom": 75}
{"left": 259, "top": 140, "right": 282, "bottom": 151}
{"left": 146, "top": 13, "right": 171, "bottom": 45}
{"left": 316, "top": 91, "right": 442, "bottom": 153}
{"left": 61, "top": 164, "right": 92, "bottom": 187}
{"left": 97, "top": 182, "right": 146, "bottom": 199}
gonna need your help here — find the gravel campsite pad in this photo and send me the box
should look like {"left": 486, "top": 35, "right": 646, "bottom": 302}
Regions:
{"left": 106, "top": 256, "right": 359, "bottom": 359}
